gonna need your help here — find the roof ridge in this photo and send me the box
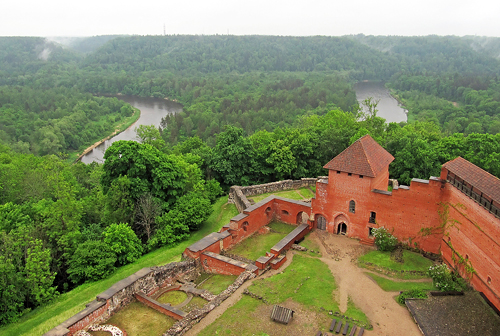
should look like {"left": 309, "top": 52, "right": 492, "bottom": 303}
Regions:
{"left": 359, "top": 136, "right": 375, "bottom": 177}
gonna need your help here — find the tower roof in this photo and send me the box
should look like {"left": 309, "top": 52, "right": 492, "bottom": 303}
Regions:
{"left": 323, "top": 135, "right": 394, "bottom": 177}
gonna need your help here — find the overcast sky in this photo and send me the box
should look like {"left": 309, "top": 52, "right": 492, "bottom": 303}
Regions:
{"left": 2, "top": 0, "right": 500, "bottom": 37}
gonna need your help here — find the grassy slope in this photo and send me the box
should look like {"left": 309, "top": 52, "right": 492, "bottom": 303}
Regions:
{"left": 366, "top": 273, "right": 436, "bottom": 292}
{"left": 0, "top": 196, "right": 238, "bottom": 336}
{"left": 358, "top": 250, "right": 434, "bottom": 272}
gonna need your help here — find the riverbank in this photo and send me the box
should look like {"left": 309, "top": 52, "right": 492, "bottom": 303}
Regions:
{"left": 71, "top": 107, "right": 141, "bottom": 163}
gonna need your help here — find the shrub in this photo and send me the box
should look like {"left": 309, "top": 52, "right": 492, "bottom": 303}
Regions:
{"left": 427, "top": 264, "right": 468, "bottom": 291}
{"left": 396, "top": 289, "right": 428, "bottom": 305}
{"left": 372, "top": 227, "right": 398, "bottom": 252}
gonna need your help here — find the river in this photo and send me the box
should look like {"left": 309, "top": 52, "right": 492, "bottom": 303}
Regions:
{"left": 80, "top": 96, "right": 183, "bottom": 164}
{"left": 354, "top": 81, "right": 407, "bottom": 123}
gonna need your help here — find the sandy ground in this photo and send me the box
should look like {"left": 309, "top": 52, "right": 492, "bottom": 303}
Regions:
{"left": 187, "top": 231, "right": 422, "bottom": 336}
{"left": 315, "top": 231, "right": 421, "bottom": 336}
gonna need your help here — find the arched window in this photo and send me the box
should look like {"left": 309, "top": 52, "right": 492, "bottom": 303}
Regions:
{"left": 349, "top": 200, "right": 355, "bottom": 213}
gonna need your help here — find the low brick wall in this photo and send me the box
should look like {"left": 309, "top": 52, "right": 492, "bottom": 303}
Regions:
{"left": 201, "top": 251, "right": 258, "bottom": 275}
{"left": 229, "top": 178, "right": 317, "bottom": 212}
{"left": 44, "top": 260, "right": 201, "bottom": 336}
{"left": 135, "top": 292, "right": 186, "bottom": 320}
{"left": 270, "top": 223, "right": 311, "bottom": 255}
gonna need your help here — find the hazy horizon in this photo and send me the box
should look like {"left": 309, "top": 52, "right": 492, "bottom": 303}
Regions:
{"left": 2, "top": 0, "right": 500, "bottom": 38}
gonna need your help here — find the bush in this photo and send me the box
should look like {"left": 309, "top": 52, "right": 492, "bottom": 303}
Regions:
{"left": 427, "top": 264, "right": 468, "bottom": 291}
{"left": 396, "top": 289, "right": 428, "bottom": 305}
{"left": 67, "top": 240, "right": 117, "bottom": 284}
{"left": 372, "top": 227, "right": 398, "bottom": 252}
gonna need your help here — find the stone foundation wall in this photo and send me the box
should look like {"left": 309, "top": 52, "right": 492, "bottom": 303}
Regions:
{"left": 229, "top": 178, "right": 317, "bottom": 212}
{"left": 44, "top": 260, "right": 201, "bottom": 336}
{"left": 164, "top": 270, "right": 257, "bottom": 336}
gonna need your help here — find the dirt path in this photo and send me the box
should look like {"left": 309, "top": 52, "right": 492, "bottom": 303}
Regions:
{"left": 185, "top": 251, "right": 296, "bottom": 336}
{"left": 188, "top": 231, "right": 422, "bottom": 336}
{"left": 314, "top": 231, "right": 421, "bottom": 336}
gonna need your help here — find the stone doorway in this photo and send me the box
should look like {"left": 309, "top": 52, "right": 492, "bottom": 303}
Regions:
{"left": 337, "top": 222, "right": 347, "bottom": 235}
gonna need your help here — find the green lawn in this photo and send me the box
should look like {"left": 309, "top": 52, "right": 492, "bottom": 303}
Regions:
{"left": 198, "top": 295, "right": 264, "bottom": 336}
{"left": 250, "top": 187, "right": 312, "bottom": 203}
{"left": 358, "top": 250, "right": 434, "bottom": 277}
{"left": 298, "top": 233, "right": 322, "bottom": 257}
{"left": 0, "top": 196, "right": 237, "bottom": 336}
{"left": 88, "top": 301, "right": 175, "bottom": 336}
{"left": 157, "top": 291, "right": 188, "bottom": 305}
{"left": 199, "top": 254, "right": 370, "bottom": 335}
{"left": 198, "top": 274, "right": 238, "bottom": 295}
{"left": 183, "top": 296, "right": 208, "bottom": 313}
{"left": 229, "top": 222, "right": 295, "bottom": 260}
{"left": 366, "top": 273, "right": 436, "bottom": 292}
{"left": 251, "top": 254, "right": 339, "bottom": 312}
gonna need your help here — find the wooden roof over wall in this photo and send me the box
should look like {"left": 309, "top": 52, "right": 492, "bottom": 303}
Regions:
{"left": 443, "top": 156, "right": 500, "bottom": 204}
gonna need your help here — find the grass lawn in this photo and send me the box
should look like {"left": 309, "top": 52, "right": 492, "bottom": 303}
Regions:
{"left": 251, "top": 254, "right": 339, "bottom": 312}
{"left": 298, "top": 233, "right": 322, "bottom": 257}
{"left": 251, "top": 187, "right": 312, "bottom": 203}
{"left": 88, "top": 301, "right": 175, "bottom": 336}
{"left": 157, "top": 291, "right": 188, "bottom": 305}
{"left": 0, "top": 196, "right": 237, "bottom": 336}
{"left": 229, "top": 222, "right": 295, "bottom": 260}
{"left": 183, "top": 296, "right": 208, "bottom": 313}
{"left": 358, "top": 250, "right": 434, "bottom": 278}
{"left": 198, "top": 295, "right": 263, "bottom": 336}
{"left": 366, "top": 273, "right": 436, "bottom": 292}
{"left": 199, "top": 254, "right": 370, "bottom": 335}
{"left": 198, "top": 274, "right": 238, "bottom": 295}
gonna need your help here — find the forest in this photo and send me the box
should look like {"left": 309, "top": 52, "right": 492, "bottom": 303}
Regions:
{"left": 1, "top": 34, "right": 500, "bottom": 328}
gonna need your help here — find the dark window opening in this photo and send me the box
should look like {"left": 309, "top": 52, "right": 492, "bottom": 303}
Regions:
{"left": 369, "top": 212, "right": 376, "bottom": 224}
{"left": 487, "top": 276, "right": 492, "bottom": 285}
{"left": 281, "top": 210, "right": 289, "bottom": 215}
{"left": 242, "top": 221, "right": 249, "bottom": 231}
{"left": 359, "top": 175, "right": 364, "bottom": 179}
{"left": 368, "top": 227, "right": 374, "bottom": 238}
{"left": 336, "top": 171, "right": 341, "bottom": 174}
{"left": 349, "top": 200, "right": 355, "bottom": 213}
{"left": 348, "top": 173, "right": 352, "bottom": 176}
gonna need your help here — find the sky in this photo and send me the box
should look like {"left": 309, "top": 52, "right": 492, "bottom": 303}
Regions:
{"left": 1, "top": 0, "right": 500, "bottom": 37}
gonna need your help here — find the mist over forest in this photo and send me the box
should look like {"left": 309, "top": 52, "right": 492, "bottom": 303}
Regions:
{"left": 1, "top": 34, "right": 500, "bottom": 331}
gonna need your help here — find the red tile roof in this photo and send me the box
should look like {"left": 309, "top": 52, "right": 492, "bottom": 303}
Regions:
{"left": 323, "top": 135, "right": 394, "bottom": 177}
{"left": 442, "top": 157, "right": 500, "bottom": 203}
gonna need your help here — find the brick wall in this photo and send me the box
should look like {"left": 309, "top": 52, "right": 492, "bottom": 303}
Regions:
{"left": 312, "top": 171, "right": 444, "bottom": 253}
{"left": 200, "top": 252, "right": 258, "bottom": 275}
{"left": 441, "top": 183, "right": 500, "bottom": 309}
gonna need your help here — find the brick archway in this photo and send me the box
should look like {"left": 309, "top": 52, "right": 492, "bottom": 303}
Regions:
{"left": 334, "top": 214, "right": 350, "bottom": 236}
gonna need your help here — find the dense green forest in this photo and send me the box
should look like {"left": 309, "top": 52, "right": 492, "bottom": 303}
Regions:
{"left": 1, "top": 34, "right": 500, "bottom": 328}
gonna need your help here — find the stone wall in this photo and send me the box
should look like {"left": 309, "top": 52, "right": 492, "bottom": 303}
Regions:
{"left": 229, "top": 178, "right": 317, "bottom": 212}
{"left": 44, "top": 260, "right": 201, "bottom": 336}
{"left": 164, "top": 270, "right": 256, "bottom": 336}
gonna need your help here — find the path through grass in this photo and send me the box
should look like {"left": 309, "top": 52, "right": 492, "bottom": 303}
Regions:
{"left": 0, "top": 196, "right": 237, "bottom": 336}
